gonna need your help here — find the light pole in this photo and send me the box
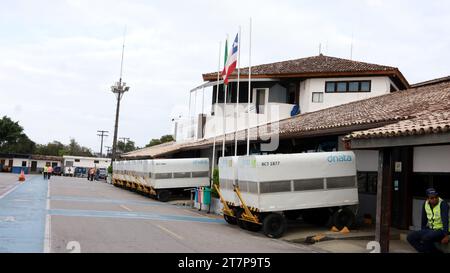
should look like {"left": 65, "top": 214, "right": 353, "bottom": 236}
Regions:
{"left": 111, "top": 29, "right": 129, "bottom": 164}
{"left": 111, "top": 81, "right": 129, "bottom": 162}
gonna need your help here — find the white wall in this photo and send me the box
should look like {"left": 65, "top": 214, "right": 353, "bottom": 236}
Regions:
{"left": 300, "top": 76, "right": 392, "bottom": 114}
{"left": 64, "top": 156, "right": 111, "bottom": 169}
{"left": 354, "top": 150, "right": 379, "bottom": 172}
{"left": 413, "top": 145, "right": 450, "bottom": 173}
{"left": 33, "top": 160, "right": 61, "bottom": 168}
{"left": 12, "top": 158, "right": 29, "bottom": 167}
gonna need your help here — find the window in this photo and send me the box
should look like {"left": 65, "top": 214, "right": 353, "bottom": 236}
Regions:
{"left": 357, "top": 172, "right": 378, "bottom": 194}
{"left": 94, "top": 160, "right": 99, "bottom": 164}
{"left": 294, "top": 178, "right": 324, "bottom": 191}
{"left": 327, "top": 176, "right": 357, "bottom": 189}
{"left": 192, "top": 171, "right": 209, "bottom": 178}
{"left": 75, "top": 159, "right": 80, "bottom": 162}
{"left": 360, "top": 81, "right": 371, "bottom": 92}
{"left": 325, "top": 81, "right": 371, "bottom": 93}
{"left": 348, "top": 82, "right": 359, "bottom": 92}
{"left": 22, "top": 161, "right": 27, "bottom": 167}
{"left": 312, "top": 92, "right": 324, "bottom": 103}
{"left": 337, "top": 82, "right": 347, "bottom": 92}
{"left": 326, "top": 82, "right": 336, "bottom": 92}
{"left": 155, "top": 173, "right": 172, "bottom": 179}
{"left": 173, "top": 172, "right": 190, "bottom": 178}
{"left": 259, "top": 181, "right": 292, "bottom": 193}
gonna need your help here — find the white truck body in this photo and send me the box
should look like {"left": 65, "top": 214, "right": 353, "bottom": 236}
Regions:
{"left": 222, "top": 152, "right": 359, "bottom": 212}
{"left": 113, "top": 158, "right": 210, "bottom": 190}
{"left": 218, "top": 156, "right": 240, "bottom": 205}
{"left": 151, "top": 158, "right": 210, "bottom": 189}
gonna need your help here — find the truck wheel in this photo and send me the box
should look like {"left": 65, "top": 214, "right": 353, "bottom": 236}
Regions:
{"left": 332, "top": 208, "right": 355, "bottom": 230}
{"left": 263, "top": 213, "right": 287, "bottom": 238}
{"left": 157, "top": 190, "right": 171, "bottom": 202}
{"left": 224, "top": 214, "right": 237, "bottom": 225}
{"left": 246, "top": 222, "right": 262, "bottom": 232}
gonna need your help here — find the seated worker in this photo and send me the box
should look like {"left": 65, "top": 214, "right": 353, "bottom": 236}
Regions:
{"left": 407, "top": 188, "right": 449, "bottom": 253}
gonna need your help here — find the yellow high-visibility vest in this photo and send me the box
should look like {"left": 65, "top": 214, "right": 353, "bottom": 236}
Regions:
{"left": 425, "top": 198, "right": 450, "bottom": 231}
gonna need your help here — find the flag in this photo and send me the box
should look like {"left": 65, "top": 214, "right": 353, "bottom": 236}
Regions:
{"left": 221, "top": 39, "right": 228, "bottom": 77}
{"left": 223, "top": 33, "right": 239, "bottom": 85}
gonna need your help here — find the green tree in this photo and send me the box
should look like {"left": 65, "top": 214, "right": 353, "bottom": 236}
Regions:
{"left": 0, "top": 116, "right": 35, "bottom": 153}
{"left": 117, "top": 140, "right": 136, "bottom": 153}
{"left": 146, "top": 134, "right": 174, "bottom": 147}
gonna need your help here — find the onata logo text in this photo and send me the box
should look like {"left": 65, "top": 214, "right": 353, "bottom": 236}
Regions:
{"left": 327, "top": 154, "right": 353, "bottom": 163}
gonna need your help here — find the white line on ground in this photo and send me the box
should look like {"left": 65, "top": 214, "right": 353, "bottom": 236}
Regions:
{"left": 156, "top": 224, "right": 184, "bottom": 240}
{"left": 0, "top": 183, "right": 20, "bottom": 200}
{"left": 119, "top": 204, "right": 133, "bottom": 212}
{"left": 44, "top": 179, "right": 51, "bottom": 253}
{"left": 43, "top": 214, "right": 51, "bottom": 253}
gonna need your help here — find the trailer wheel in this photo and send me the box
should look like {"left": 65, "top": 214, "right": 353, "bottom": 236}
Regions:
{"left": 332, "top": 208, "right": 355, "bottom": 230}
{"left": 157, "top": 190, "right": 171, "bottom": 202}
{"left": 262, "top": 213, "right": 287, "bottom": 238}
{"left": 224, "top": 214, "right": 237, "bottom": 225}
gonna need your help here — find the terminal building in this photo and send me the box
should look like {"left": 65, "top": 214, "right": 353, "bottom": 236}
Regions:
{"left": 122, "top": 54, "right": 450, "bottom": 251}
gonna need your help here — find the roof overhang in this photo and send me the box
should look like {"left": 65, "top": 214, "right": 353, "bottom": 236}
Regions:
{"left": 203, "top": 70, "right": 410, "bottom": 90}
{"left": 345, "top": 132, "right": 450, "bottom": 150}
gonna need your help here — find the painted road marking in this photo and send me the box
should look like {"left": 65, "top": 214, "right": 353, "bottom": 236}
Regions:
{"left": 0, "top": 183, "right": 21, "bottom": 200}
{"left": 120, "top": 204, "right": 133, "bottom": 212}
{"left": 44, "top": 181, "right": 51, "bottom": 253}
{"left": 0, "top": 175, "right": 48, "bottom": 253}
{"left": 156, "top": 224, "right": 184, "bottom": 240}
{"left": 50, "top": 195, "right": 169, "bottom": 207}
{"left": 49, "top": 208, "right": 225, "bottom": 224}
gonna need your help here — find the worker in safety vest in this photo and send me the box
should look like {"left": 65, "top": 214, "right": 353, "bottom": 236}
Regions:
{"left": 43, "top": 165, "right": 48, "bottom": 180}
{"left": 407, "top": 188, "right": 449, "bottom": 253}
{"left": 47, "top": 166, "right": 53, "bottom": 180}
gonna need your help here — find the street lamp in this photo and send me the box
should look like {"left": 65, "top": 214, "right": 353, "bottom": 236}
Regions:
{"left": 111, "top": 80, "right": 130, "bottom": 162}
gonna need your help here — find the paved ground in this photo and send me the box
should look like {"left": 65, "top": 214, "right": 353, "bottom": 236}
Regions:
{"left": 0, "top": 173, "right": 318, "bottom": 253}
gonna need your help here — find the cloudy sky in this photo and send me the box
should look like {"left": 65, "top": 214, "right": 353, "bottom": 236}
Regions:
{"left": 1, "top": 0, "right": 449, "bottom": 152}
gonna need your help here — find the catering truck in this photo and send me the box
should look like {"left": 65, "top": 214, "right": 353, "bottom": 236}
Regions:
{"left": 113, "top": 158, "right": 210, "bottom": 202}
{"left": 215, "top": 152, "right": 359, "bottom": 238}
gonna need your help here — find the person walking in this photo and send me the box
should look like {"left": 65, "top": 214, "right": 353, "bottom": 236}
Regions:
{"left": 407, "top": 188, "right": 449, "bottom": 253}
{"left": 47, "top": 165, "right": 53, "bottom": 180}
{"left": 43, "top": 165, "right": 48, "bottom": 180}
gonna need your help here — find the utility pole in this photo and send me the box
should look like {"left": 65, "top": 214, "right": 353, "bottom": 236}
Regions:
{"left": 105, "top": 146, "right": 112, "bottom": 157}
{"left": 111, "top": 27, "right": 130, "bottom": 164}
{"left": 97, "top": 130, "right": 109, "bottom": 157}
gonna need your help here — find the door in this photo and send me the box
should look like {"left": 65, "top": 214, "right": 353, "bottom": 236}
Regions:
{"left": 255, "top": 89, "right": 266, "bottom": 114}
{"left": 31, "top": 161, "right": 37, "bottom": 172}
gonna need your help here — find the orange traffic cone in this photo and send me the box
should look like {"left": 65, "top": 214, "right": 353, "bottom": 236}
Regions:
{"left": 18, "top": 170, "right": 26, "bottom": 182}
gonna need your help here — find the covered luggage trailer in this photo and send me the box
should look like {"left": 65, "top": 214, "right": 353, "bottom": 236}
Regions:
{"left": 113, "top": 158, "right": 210, "bottom": 202}
{"left": 215, "top": 152, "right": 359, "bottom": 238}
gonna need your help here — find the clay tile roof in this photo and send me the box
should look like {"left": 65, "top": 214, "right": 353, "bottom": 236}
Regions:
{"left": 202, "top": 54, "right": 408, "bottom": 86}
{"left": 124, "top": 80, "right": 450, "bottom": 159}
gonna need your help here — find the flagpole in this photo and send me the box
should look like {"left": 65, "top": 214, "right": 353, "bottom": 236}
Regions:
{"left": 234, "top": 27, "right": 241, "bottom": 157}
{"left": 246, "top": 18, "right": 252, "bottom": 156}
{"left": 222, "top": 35, "right": 229, "bottom": 158}
{"left": 222, "top": 84, "right": 227, "bottom": 157}
{"left": 211, "top": 41, "right": 221, "bottom": 182}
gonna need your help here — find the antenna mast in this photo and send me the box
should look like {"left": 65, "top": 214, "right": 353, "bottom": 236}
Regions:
{"left": 119, "top": 26, "right": 127, "bottom": 83}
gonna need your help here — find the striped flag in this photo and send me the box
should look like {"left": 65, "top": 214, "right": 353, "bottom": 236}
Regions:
{"left": 223, "top": 33, "right": 239, "bottom": 85}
